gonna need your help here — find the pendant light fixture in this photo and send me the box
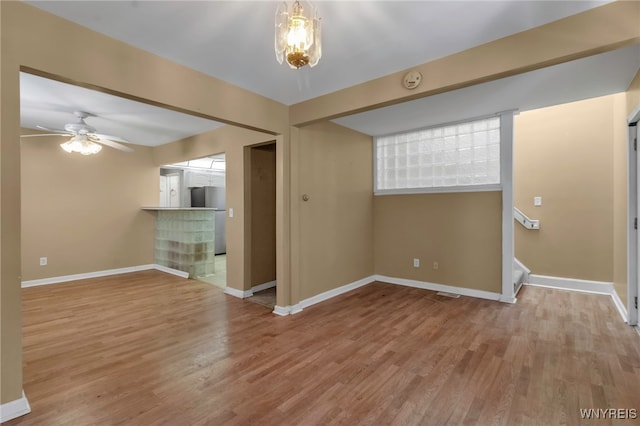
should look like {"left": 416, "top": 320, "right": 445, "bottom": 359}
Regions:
{"left": 275, "top": 1, "right": 321, "bottom": 69}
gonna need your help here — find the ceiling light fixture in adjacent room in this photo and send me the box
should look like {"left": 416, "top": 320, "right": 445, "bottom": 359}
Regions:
{"left": 60, "top": 134, "right": 103, "bottom": 155}
{"left": 275, "top": 1, "right": 321, "bottom": 69}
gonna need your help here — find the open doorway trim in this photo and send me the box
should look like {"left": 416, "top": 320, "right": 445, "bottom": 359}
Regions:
{"left": 500, "top": 111, "right": 517, "bottom": 303}
{"left": 627, "top": 104, "right": 640, "bottom": 326}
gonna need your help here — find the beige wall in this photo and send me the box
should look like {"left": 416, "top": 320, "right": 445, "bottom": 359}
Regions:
{"left": 295, "top": 122, "right": 374, "bottom": 301}
{"left": 21, "top": 135, "right": 157, "bottom": 281}
{"left": 250, "top": 144, "right": 277, "bottom": 286}
{"left": 374, "top": 192, "right": 502, "bottom": 293}
{"left": 514, "top": 95, "right": 626, "bottom": 283}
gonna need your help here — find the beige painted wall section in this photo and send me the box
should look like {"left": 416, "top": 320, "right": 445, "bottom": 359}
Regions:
{"left": 250, "top": 144, "right": 277, "bottom": 286}
{"left": 296, "top": 122, "right": 373, "bottom": 301}
{"left": 514, "top": 95, "right": 621, "bottom": 283}
{"left": 374, "top": 192, "right": 502, "bottom": 293}
{"left": 153, "top": 125, "right": 275, "bottom": 292}
{"left": 1, "top": 2, "right": 25, "bottom": 403}
{"left": 20, "top": 135, "right": 157, "bottom": 281}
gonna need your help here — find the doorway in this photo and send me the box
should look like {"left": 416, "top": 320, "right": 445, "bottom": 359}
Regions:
{"left": 159, "top": 171, "right": 182, "bottom": 207}
{"left": 245, "top": 143, "right": 277, "bottom": 309}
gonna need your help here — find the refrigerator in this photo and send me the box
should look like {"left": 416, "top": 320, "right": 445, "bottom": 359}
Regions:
{"left": 191, "top": 186, "right": 226, "bottom": 255}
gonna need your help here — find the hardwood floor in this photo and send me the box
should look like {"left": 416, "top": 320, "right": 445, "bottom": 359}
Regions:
{"left": 7, "top": 271, "right": 640, "bottom": 425}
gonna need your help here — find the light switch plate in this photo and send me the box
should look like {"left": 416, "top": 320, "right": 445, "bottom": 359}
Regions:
{"left": 534, "top": 196, "right": 542, "bottom": 206}
{"left": 229, "top": 208, "right": 234, "bottom": 218}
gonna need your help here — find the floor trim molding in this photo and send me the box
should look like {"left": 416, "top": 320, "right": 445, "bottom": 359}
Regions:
{"left": 611, "top": 287, "right": 628, "bottom": 323}
{"left": 274, "top": 274, "right": 502, "bottom": 315}
{"left": 21, "top": 264, "right": 188, "bottom": 288}
{"left": 151, "top": 264, "right": 190, "bottom": 279}
{"left": 0, "top": 391, "right": 31, "bottom": 423}
{"left": 292, "top": 275, "right": 375, "bottom": 314}
{"left": 375, "top": 275, "right": 503, "bottom": 302}
{"left": 272, "top": 305, "right": 291, "bottom": 316}
{"left": 251, "top": 280, "right": 277, "bottom": 294}
{"left": 225, "top": 281, "right": 277, "bottom": 300}
{"left": 224, "top": 287, "right": 253, "bottom": 299}
{"left": 527, "top": 274, "right": 613, "bottom": 295}
{"left": 274, "top": 275, "right": 376, "bottom": 316}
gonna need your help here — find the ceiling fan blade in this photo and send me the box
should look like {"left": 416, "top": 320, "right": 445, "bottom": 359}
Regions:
{"left": 21, "top": 133, "right": 71, "bottom": 138}
{"left": 93, "top": 133, "right": 129, "bottom": 144}
{"left": 90, "top": 136, "right": 134, "bottom": 153}
{"left": 35, "top": 125, "right": 69, "bottom": 133}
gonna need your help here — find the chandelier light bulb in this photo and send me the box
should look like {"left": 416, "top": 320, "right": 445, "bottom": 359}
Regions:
{"left": 275, "top": 1, "right": 321, "bottom": 69}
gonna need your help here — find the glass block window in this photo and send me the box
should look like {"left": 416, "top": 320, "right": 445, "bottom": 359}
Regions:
{"left": 375, "top": 117, "right": 501, "bottom": 192}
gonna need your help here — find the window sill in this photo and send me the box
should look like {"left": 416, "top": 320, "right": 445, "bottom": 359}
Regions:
{"left": 374, "top": 184, "right": 501, "bottom": 196}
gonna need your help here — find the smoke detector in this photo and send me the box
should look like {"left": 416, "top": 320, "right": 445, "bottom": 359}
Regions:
{"left": 402, "top": 70, "right": 422, "bottom": 90}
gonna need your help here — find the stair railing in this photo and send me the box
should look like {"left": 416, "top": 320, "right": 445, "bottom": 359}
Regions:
{"left": 514, "top": 207, "right": 540, "bottom": 230}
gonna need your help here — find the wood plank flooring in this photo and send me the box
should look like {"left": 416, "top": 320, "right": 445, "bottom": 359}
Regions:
{"left": 7, "top": 271, "right": 640, "bottom": 425}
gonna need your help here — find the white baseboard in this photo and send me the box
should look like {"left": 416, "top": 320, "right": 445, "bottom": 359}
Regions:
{"left": 224, "top": 286, "right": 253, "bottom": 299}
{"left": 251, "top": 280, "right": 277, "bottom": 293}
{"left": 151, "top": 264, "right": 190, "bottom": 279}
{"left": 224, "top": 280, "right": 276, "bottom": 300}
{"left": 274, "top": 275, "right": 376, "bottom": 316}
{"left": 374, "top": 275, "right": 503, "bottom": 302}
{"left": 500, "top": 295, "right": 518, "bottom": 304}
{"left": 527, "top": 274, "right": 613, "bottom": 295}
{"left": 292, "top": 275, "right": 375, "bottom": 313}
{"left": 611, "top": 287, "right": 628, "bottom": 323}
{"left": 274, "top": 274, "right": 502, "bottom": 316}
{"left": 272, "top": 305, "right": 290, "bottom": 316}
{"left": 21, "top": 264, "right": 188, "bottom": 288}
{"left": 0, "top": 391, "right": 31, "bottom": 422}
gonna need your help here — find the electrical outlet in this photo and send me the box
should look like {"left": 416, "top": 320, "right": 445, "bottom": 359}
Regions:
{"left": 39, "top": 257, "right": 47, "bottom": 266}
{"left": 433, "top": 261, "right": 439, "bottom": 270}
{"left": 229, "top": 208, "right": 234, "bottom": 218}
{"left": 413, "top": 258, "right": 420, "bottom": 268}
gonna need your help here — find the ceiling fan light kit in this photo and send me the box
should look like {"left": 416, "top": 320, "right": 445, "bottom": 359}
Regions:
{"left": 60, "top": 134, "right": 103, "bottom": 155}
{"left": 21, "top": 110, "right": 133, "bottom": 156}
{"left": 275, "top": 0, "right": 321, "bottom": 69}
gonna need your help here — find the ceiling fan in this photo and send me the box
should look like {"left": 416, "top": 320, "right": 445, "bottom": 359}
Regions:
{"left": 21, "top": 111, "right": 134, "bottom": 155}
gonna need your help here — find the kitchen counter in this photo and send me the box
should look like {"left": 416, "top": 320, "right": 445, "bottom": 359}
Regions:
{"left": 147, "top": 208, "right": 216, "bottom": 277}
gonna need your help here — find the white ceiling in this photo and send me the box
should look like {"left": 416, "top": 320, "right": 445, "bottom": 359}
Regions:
{"left": 334, "top": 45, "right": 640, "bottom": 136}
{"left": 20, "top": 73, "right": 226, "bottom": 146}
{"left": 21, "top": 0, "right": 638, "bottom": 147}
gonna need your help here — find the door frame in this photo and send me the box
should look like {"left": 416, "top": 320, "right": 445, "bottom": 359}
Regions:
{"left": 627, "top": 104, "right": 639, "bottom": 326}
{"left": 501, "top": 111, "right": 516, "bottom": 303}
